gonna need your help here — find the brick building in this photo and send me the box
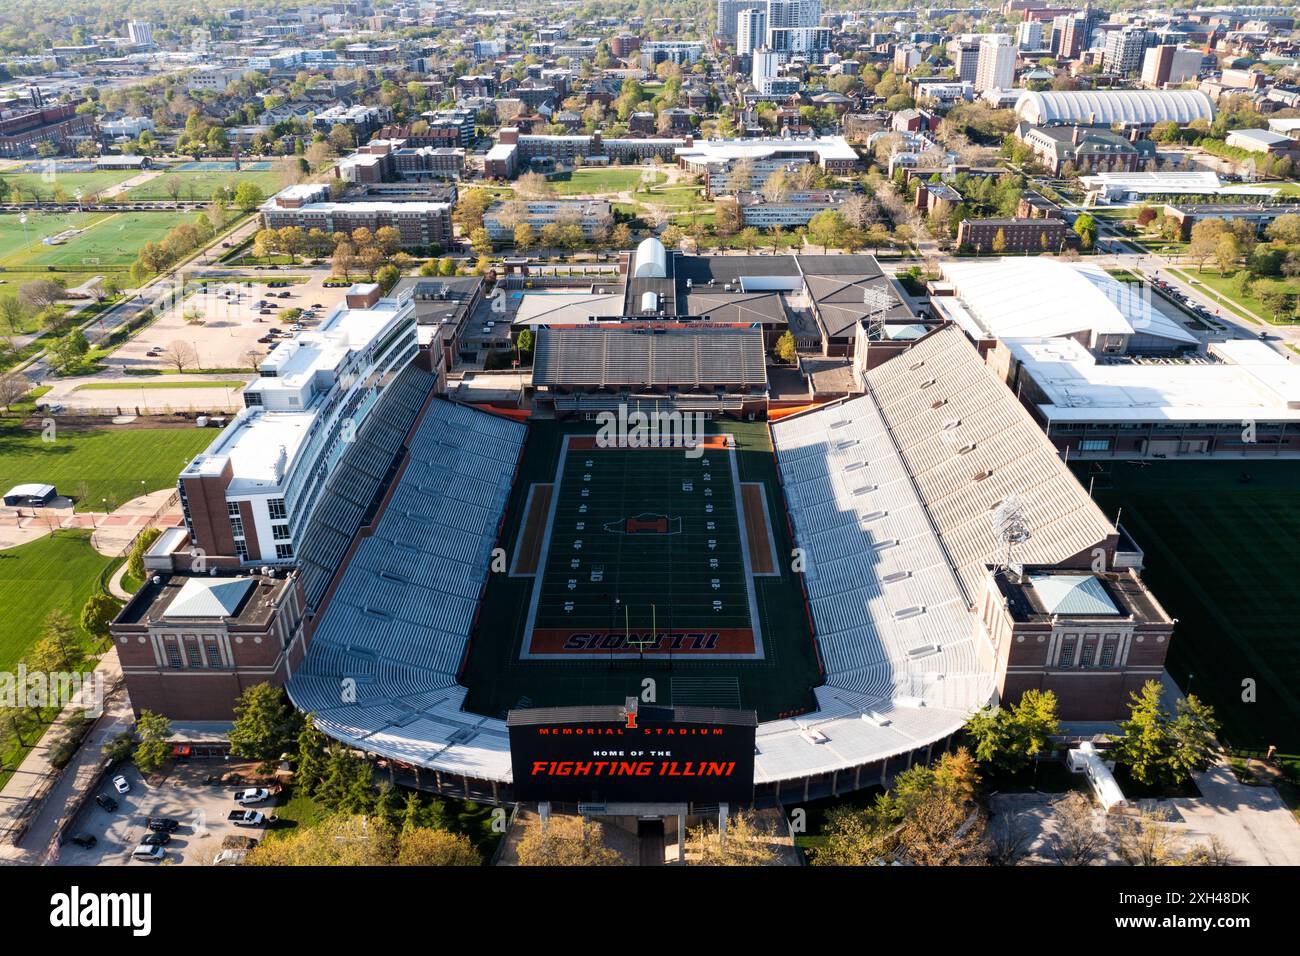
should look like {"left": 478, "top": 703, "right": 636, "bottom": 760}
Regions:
{"left": 957, "top": 216, "right": 1071, "bottom": 252}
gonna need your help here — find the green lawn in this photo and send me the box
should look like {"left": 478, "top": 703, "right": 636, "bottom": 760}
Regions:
{"left": 0, "top": 210, "right": 195, "bottom": 273}
{"left": 0, "top": 529, "right": 117, "bottom": 673}
{"left": 547, "top": 168, "right": 666, "bottom": 195}
{"left": 126, "top": 168, "right": 286, "bottom": 202}
{"left": 1171, "top": 266, "right": 1300, "bottom": 325}
{"left": 1076, "top": 460, "right": 1300, "bottom": 752}
{"left": 1, "top": 171, "right": 136, "bottom": 203}
{"left": 0, "top": 422, "right": 215, "bottom": 511}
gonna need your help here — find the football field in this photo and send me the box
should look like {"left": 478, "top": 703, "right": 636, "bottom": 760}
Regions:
{"left": 521, "top": 435, "right": 763, "bottom": 659}
{"left": 1078, "top": 459, "right": 1300, "bottom": 752}
{"left": 464, "top": 421, "right": 821, "bottom": 721}
{"left": 0, "top": 210, "right": 194, "bottom": 270}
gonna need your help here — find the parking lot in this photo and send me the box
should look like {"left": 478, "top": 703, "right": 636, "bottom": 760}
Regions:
{"left": 55, "top": 759, "right": 282, "bottom": 866}
{"left": 113, "top": 271, "right": 351, "bottom": 373}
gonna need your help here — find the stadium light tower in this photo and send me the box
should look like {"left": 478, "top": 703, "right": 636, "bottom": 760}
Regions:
{"left": 990, "top": 493, "right": 1032, "bottom": 578}
{"left": 860, "top": 286, "right": 893, "bottom": 383}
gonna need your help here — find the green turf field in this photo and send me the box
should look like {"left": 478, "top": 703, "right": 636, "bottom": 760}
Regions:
{"left": 0, "top": 210, "right": 194, "bottom": 272}
{"left": 546, "top": 167, "right": 666, "bottom": 195}
{"left": 125, "top": 167, "right": 285, "bottom": 202}
{"left": 464, "top": 421, "right": 821, "bottom": 721}
{"left": 0, "top": 529, "right": 117, "bottom": 673}
{"left": 529, "top": 440, "right": 755, "bottom": 653}
{"left": 1076, "top": 459, "right": 1300, "bottom": 752}
{"left": 0, "top": 170, "right": 136, "bottom": 202}
{"left": 0, "top": 422, "right": 216, "bottom": 511}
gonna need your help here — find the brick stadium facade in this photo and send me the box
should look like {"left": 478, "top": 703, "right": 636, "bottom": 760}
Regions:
{"left": 111, "top": 572, "right": 310, "bottom": 719}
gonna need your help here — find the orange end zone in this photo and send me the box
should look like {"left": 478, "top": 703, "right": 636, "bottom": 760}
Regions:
{"left": 529, "top": 628, "right": 757, "bottom": 656}
{"left": 566, "top": 435, "right": 733, "bottom": 451}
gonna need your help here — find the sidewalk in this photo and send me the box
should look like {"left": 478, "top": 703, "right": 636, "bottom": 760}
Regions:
{"left": 0, "top": 488, "right": 181, "bottom": 554}
{"left": 0, "top": 652, "right": 129, "bottom": 864}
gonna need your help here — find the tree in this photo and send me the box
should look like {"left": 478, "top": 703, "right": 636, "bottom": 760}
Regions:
{"left": 0, "top": 295, "right": 24, "bottom": 335}
{"left": 1109, "top": 681, "right": 1219, "bottom": 786}
{"left": 1110, "top": 807, "right": 1185, "bottom": 866}
{"left": 808, "top": 209, "right": 848, "bottom": 253}
{"left": 276, "top": 226, "right": 305, "bottom": 264}
{"left": 737, "top": 226, "right": 760, "bottom": 253}
{"left": 775, "top": 330, "right": 797, "bottom": 364}
{"left": 125, "top": 527, "right": 161, "bottom": 583}
{"left": 29, "top": 610, "right": 81, "bottom": 673}
{"left": 1214, "top": 232, "right": 1241, "bottom": 275}
{"left": 1188, "top": 218, "right": 1229, "bottom": 272}
{"left": 373, "top": 263, "right": 399, "bottom": 294}
{"left": 1050, "top": 792, "right": 1105, "bottom": 865}
{"left": 0, "top": 371, "right": 28, "bottom": 411}
{"left": 161, "top": 340, "right": 199, "bottom": 373}
{"left": 516, "top": 171, "right": 552, "bottom": 199}
{"left": 79, "top": 593, "right": 122, "bottom": 642}
{"left": 611, "top": 223, "right": 633, "bottom": 248}
{"left": 18, "top": 279, "right": 65, "bottom": 311}
{"left": 229, "top": 683, "right": 299, "bottom": 766}
{"left": 1265, "top": 213, "right": 1300, "bottom": 245}
{"left": 395, "top": 827, "right": 481, "bottom": 866}
{"left": 516, "top": 815, "right": 623, "bottom": 866}
{"left": 331, "top": 241, "right": 357, "bottom": 280}
{"left": 513, "top": 222, "right": 536, "bottom": 252}
{"left": 134, "top": 710, "right": 172, "bottom": 774}
{"left": 686, "top": 811, "right": 779, "bottom": 865}
{"left": 295, "top": 715, "right": 328, "bottom": 796}
{"left": 1072, "top": 212, "right": 1097, "bottom": 250}
{"left": 516, "top": 328, "right": 534, "bottom": 359}
{"left": 1165, "top": 694, "right": 1221, "bottom": 783}
{"left": 964, "top": 690, "right": 1059, "bottom": 774}
{"left": 470, "top": 227, "right": 493, "bottom": 257}
{"left": 991, "top": 227, "right": 1007, "bottom": 254}
{"left": 247, "top": 814, "right": 396, "bottom": 866}
{"left": 233, "top": 181, "right": 266, "bottom": 212}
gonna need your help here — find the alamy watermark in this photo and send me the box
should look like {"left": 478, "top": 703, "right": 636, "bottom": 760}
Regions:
{"left": 0, "top": 665, "right": 105, "bottom": 717}
{"left": 595, "top": 405, "right": 706, "bottom": 459}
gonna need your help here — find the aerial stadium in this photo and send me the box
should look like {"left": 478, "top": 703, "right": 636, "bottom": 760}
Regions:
{"left": 115, "top": 241, "right": 1173, "bottom": 809}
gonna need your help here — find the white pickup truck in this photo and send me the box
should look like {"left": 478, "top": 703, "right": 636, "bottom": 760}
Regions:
{"left": 233, "top": 787, "right": 271, "bottom": 806}
{"left": 227, "top": 809, "right": 270, "bottom": 828}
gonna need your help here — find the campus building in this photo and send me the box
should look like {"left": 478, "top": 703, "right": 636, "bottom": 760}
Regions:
{"left": 260, "top": 183, "right": 454, "bottom": 247}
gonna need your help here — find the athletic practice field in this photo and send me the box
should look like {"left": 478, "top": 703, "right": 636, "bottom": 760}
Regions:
{"left": 465, "top": 421, "right": 821, "bottom": 720}
{"left": 125, "top": 167, "right": 285, "bottom": 202}
{"left": 0, "top": 210, "right": 193, "bottom": 271}
{"left": 1078, "top": 459, "right": 1300, "bottom": 752}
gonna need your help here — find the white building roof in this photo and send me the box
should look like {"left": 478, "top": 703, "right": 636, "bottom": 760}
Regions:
{"left": 939, "top": 258, "right": 1198, "bottom": 347}
{"left": 165, "top": 577, "right": 255, "bottom": 619}
{"left": 1005, "top": 335, "right": 1300, "bottom": 423}
{"left": 184, "top": 295, "right": 414, "bottom": 496}
{"left": 513, "top": 291, "right": 627, "bottom": 325}
{"left": 675, "top": 134, "right": 859, "bottom": 165}
{"left": 1080, "top": 169, "right": 1281, "bottom": 201}
{"left": 1015, "top": 89, "right": 1215, "bottom": 126}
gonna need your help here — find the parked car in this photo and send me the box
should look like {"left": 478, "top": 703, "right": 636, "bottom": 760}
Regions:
{"left": 69, "top": 833, "right": 97, "bottom": 849}
{"left": 233, "top": 787, "right": 271, "bottom": 806}
{"left": 112, "top": 774, "right": 130, "bottom": 794}
{"left": 95, "top": 794, "right": 118, "bottom": 812}
{"left": 146, "top": 817, "right": 180, "bottom": 833}
{"left": 140, "top": 832, "right": 170, "bottom": 846}
{"left": 290, "top": 323, "right": 304, "bottom": 332}
{"left": 131, "top": 844, "right": 165, "bottom": 861}
{"left": 257, "top": 335, "right": 274, "bottom": 344}
{"left": 227, "top": 809, "right": 269, "bottom": 827}
{"left": 267, "top": 328, "right": 282, "bottom": 334}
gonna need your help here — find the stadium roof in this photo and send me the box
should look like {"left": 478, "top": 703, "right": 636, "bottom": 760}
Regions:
{"left": 532, "top": 326, "right": 768, "bottom": 388}
{"left": 862, "top": 326, "right": 1118, "bottom": 601}
{"left": 1005, "top": 335, "right": 1300, "bottom": 424}
{"left": 937, "top": 258, "right": 1198, "bottom": 347}
{"left": 1014, "top": 89, "right": 1215, "bottom": 127}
